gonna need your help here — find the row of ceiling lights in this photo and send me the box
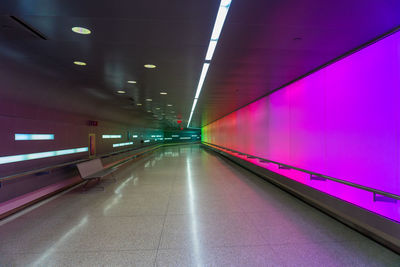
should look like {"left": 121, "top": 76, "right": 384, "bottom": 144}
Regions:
{"left": 71, "top": 27, "right": 175, "bottom": 119}
{"left": 187, "top": 0, "right": 232, "bottom": 128}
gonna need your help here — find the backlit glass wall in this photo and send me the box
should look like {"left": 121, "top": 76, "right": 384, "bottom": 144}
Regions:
{"left": 202, "top": 30, "right": 400, "bottom": 222}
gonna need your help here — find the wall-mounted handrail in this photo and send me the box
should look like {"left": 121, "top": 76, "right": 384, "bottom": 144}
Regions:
{"left": 0, "top": 142, "right": 199, "bottom": 183}
{"left": 202, "top": 141, "right": 400, "bottom": 201}
{"left": 0, "top": 142, "right": 180, "bottom": 183}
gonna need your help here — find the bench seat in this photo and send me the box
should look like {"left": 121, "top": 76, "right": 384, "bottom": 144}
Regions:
{"left": 83, "top": 168, "right": 115, "bottom": 180}
{"left": 77, "top": 159, "right": 116, "bottom": 181}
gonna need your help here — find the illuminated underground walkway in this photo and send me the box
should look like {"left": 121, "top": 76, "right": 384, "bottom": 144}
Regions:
{"left": 0, "top": 144, "right": 399, "bottom": 266}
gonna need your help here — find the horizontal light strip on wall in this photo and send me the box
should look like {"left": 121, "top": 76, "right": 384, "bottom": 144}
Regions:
{"left": 187, "top": 0, "right": 232, "bottom": 128}
{"left": 15, "top": 134, "right": 54, "bottom": 140}
{"left": 102, "top": 135, "right": 122, "bottom": 139}
{"left": 0, "top": 147, "right": 88, "bottom": 165}
{"left": 113, "top": 142, "right": 133, "bottom": 148}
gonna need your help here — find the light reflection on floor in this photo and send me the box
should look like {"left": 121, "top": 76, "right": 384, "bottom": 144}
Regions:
{"left": 0, "top": 144, "right": 399, "bottom": 266}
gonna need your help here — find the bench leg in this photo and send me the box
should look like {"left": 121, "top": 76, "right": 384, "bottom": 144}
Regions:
{"left": 102, "top": 173, "right": 117, "bottom": 184}
{"left": 82, "top": 178, "right": 104, "bottom": 191}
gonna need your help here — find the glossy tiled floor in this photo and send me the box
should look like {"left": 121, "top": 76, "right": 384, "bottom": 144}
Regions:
{"left": 1, "top": 145, "right": 399, "bottom": 266}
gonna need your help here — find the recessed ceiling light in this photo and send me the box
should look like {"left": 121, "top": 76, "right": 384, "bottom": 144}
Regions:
{"left": 127, "top": 80, "right": 137, "bottom": 84}
{"left": 160, "top": 92, "right": 167, "bottom": 95}
{"left": 146, "top": 98, "right": 152, "bottom": 101}
{"left": 137, "top": 103, "right": 142, "bottom": 106}
{"left": 144, "top": 64, "right": 156, "bottom": 69}
{"left": 167, "top": 104, "right": 173, "bottom": 107}
{"left": 156, "top": 107, "right": 160, "bottom": 110}
{"left": 72, "top": 27, "right": 91, "bottom": 35}
{"left": 73, "top": 61, "right": 87, "bottom": 66}
{"left": 117, "top": 90, "right": 126, "bottom": 94}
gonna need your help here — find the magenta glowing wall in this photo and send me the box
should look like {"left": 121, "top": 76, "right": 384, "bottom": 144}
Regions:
{"left": 202, "top": 30, "right": 400, "bottom": 222}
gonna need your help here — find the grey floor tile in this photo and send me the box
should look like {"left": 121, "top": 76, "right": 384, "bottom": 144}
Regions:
{"left": 1, "top": 144, "right": 399, "bottom": 267}
{"left": 93, "top": 194, "right": 169, "bottom": 216}
{"left": 159, "top": 213, "right": 266, "bottom": 249}
{"left": 156, "top": 245, "right": 284, "bottom": 267}
{"left": 1, "top": 250, "right": 157, "bottom": 267}
{"left": 272, "top": 241, "right": 400, "bottom": 267}
{"left": 167, "top": 194, "right": 241, "bottom": 215}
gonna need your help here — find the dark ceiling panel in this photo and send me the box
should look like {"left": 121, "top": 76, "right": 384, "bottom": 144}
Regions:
{"left": 0, "top": 0, "right": 219, "bottom": 129}
{"left": 1, "top": 1, "right": 400, "bottom": 129}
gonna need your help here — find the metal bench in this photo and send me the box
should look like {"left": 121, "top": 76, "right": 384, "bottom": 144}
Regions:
{"left": 76, "top": 159, "right": 116, "bottom": 190}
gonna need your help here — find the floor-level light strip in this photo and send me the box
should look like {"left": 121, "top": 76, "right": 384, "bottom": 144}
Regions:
{"left": 0, "top": 147, "right": 88, "bottom": 165}
{"left": 187, "top": 0, "right": 232, "bottom": 127}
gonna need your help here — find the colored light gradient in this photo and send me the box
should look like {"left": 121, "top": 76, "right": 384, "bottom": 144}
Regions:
{"left": 0, "top": 147, "right": 88, "bottom": 165}
{"left": 15, "top": 134, "right": 54, "bottom": 141}
{"left": 202, "top": 30, "right": 400, "bottom": 222}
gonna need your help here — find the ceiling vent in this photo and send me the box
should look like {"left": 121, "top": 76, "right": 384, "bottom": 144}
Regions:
{"left": 0, "top": 15, "right": 46, "bottom": 40}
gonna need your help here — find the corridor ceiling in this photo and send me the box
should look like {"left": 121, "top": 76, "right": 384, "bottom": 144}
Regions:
{"left": 0, "top": 0, "right": 400, "bottom": 128}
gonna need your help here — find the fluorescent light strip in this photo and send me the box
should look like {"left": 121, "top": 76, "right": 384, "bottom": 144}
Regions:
{"left": 15, "top": 134, "right": 54, "bottom": 141}
{"left": 172, "top": 135, "right": 179, "bottom": 137}
{"left": 194, "top": 63, "right": 210, "bottom": 99}
{"left": 191, "top": 99, "right": 198, "bottom": 113}
{"left": 187, "top": 0, "right": 232, "bottom": 127}
{"left": 164, "top": 138, "right": 173, "bottom": 140}
{"left": 144, "top": 140, "right": 150, "bottom": 143}
{"left": 0, "top": 147, "right": 88, "bottom": 165}
{"left": 211, "top": 1, "right": 231, "bottom": 40}
{"left": 180, "top": 137, "right": 191, "bottom": 140}
{"left": 132, "top": 135, "right": 138, "bottom": 138}
{"left": 187, "top": 112, "right": 194, "bottom": 128}
{"left": 205, "top": 40, "right": 218, "bottom": 61}
{"left": 102, "top": 135, "right": 122, "bottom": 139}
{"left": 113, "top": 142, "right": 133, "bottom": 148}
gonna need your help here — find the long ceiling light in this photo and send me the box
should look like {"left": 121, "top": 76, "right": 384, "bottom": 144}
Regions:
{"left": 187, "top": 0, "right": 232, "bottom": 128}
{"left": 194, "top": 63, "right": 210, "bottom": 99}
